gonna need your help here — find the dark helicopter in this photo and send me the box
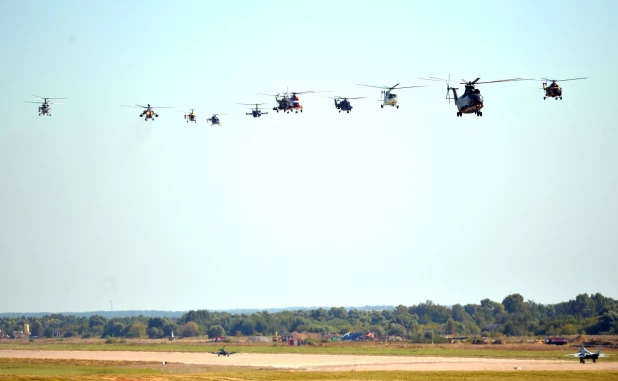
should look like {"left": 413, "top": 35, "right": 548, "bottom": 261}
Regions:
{"left": 237, "top": 103, "right": 268, "bottom": 118}
{"left": 538, "top": 77, "right": 587, "bottom": 100}
{"left": 210, "top": 346, "right": 237, "bottom": 357}
{"left": 325, "top": 96, "right": 366, "bottom": 113}
{"left": 421, "top": 76, "right": 523, "bottom": 117}
{"left": 182, "top": 109, "right": 197, "bottom": 123}
{"left": 207, "top": 114, "right": 226, "bottom": 126}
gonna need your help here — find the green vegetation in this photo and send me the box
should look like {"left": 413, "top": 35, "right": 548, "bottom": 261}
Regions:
{"left": 1, "top": 293, "right": 616, "bottom": 342}
{"left": 0, "top": 358, "right": 158, "bottom": 376}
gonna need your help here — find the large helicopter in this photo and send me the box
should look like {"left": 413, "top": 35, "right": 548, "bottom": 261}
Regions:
{"left": 324, "top": 96, "right": 366, "bottom": 113}
{"left": 421, "top": 76, "right": 522, "bottom": 117}
{"left": 259, "top": 90, "right": 328, "bottom": 114}
{"left": 23, "top": 95, "right": 68, "bottom": 116}
{"left": 182, "top": 109, "right": 197, "bottom": 123}
{"left": 237, "top": 103, "right": 268, "bottom": 118}
{"left": 207, "top": 114, "right": 226, "bottom": 126}
{"left": 538, "top": 77, "right": 587, "bottom": 100}
{"left": 356, "top": 83, "right": 424, "bottom": 109}
{"left": 122, "top": 104, "right": 173, "bottom": 121}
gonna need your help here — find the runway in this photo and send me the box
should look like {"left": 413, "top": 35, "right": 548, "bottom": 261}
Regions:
{"left": 1, "top": 350, "right": 617, "bottom": 371}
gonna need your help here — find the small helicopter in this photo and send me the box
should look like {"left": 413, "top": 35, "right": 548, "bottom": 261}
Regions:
{"left": 182, "top": 109, "right": 197, "bottom": 123}
{"left": 237, "top": 103, "right": 268, "bottom": 118}
{"left": 356, "top": 83, "right": 425, "bottom": 109}
{"left": 324, "top": 96, "right": 366, "bottom": 113}
{"left": 210, "top": 346, "right": 237, "bottom": 357}
{"left": 207, "top": 114, "right": 226, "bottom": 126}
{"left": 122, "top": 104, "right": 173, "bottom": 121}
{"left": 538, "top": 77, "right": 587, "bottom": 100}
{"left": 23, "top": 95, "right": 68, "bottom": 116}
{"left": 421, "top": 76, "right": 522, "bottom": 117}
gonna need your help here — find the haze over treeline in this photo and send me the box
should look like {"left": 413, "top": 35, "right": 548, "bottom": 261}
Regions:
{"left": 1, "top": 293, "right": 616, "bottom": 340}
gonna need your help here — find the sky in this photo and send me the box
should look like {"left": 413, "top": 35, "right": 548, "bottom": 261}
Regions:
{"left": 0, "top": 0, "right": 617, "bottom": 313}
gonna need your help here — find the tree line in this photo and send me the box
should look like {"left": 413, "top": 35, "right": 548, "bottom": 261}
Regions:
{"left": 1, "top": 293, "right": 616, "bottom": 340}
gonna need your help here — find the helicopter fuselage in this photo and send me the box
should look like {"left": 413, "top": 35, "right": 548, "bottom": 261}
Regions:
{"left": 543, "top": 83, "right": 562, "bottom": 99}
{"left": 141, "top": 109, "right": 158, "bottom": 120}
{"left": 335, "top": 99, "right": 353, "bottom": 112}
{"left": 273, "top": 95, "right": 303, "bottom": 113}
{"left": 452, "top": 85, "right": 484, "bottom": 116}
{"left": 382, "top": 91, "right": 398, "bottom": 107}
{"left": 39, "top": 104, "right": 51, "bottom": 115}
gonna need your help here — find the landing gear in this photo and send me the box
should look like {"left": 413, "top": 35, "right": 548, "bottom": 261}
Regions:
{"left": 544, "top": 97, "right": 546, "bottom": 100}
{"left": 347, "top": 110, "right": 350, "bottom": 113}
{"left": 560, "top": 97, "right": 563, "bottom": 100}
{"left": 593, "top": 359, "right": 596, "bottom": 363}
{"left": 380, "top": 105, "right": 384, "bottom": 109}
{"left": 475, "top": 111, "right": 483, "bottom": 117}
{"left": 456, "top": 112, "right": 461, "bottom": 117}
{"left": 396, "top": 105, "right": 399, "bottom": 109}
{"left": 580, "top": 358, "right": 585, "bottom": 364}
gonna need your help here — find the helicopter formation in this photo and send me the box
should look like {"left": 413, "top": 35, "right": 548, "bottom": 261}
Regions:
{"left": 23, "top": 76, "right": 587, "bottom": 120}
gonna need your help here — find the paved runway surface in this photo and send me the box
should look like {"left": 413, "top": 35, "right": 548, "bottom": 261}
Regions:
{"left": 2, "top": 350, "right": 617, "bottom": 371}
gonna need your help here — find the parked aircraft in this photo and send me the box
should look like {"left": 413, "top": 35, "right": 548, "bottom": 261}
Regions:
{"left": 567, "top": 345, "right": 612, "bottom": 363}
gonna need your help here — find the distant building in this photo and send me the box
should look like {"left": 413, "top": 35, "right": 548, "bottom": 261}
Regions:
{"left": 13, "top": 331, "right": 28, "bottom": 339}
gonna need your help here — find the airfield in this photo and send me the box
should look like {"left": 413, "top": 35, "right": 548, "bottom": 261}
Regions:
{"left": 2, "top": 349, "right": 618, "bottom": 371}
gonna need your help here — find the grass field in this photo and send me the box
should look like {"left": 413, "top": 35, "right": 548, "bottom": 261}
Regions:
{"left": 1, "top": 340, "right": 617, "bottom": 361}
{"left": 0, "top": 358, "right": 159, "bottom": 377}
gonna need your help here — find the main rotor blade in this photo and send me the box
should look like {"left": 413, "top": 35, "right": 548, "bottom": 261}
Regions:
{"left": 23, "top": 101, "right": 42, "bottom": 103}
{"left": 33, "top": 95, "right": 68, "bottom": 99}
{"left": 237, "top": 103, "right": 266, "bottom": 105}
{"left": 394, "top": 85, "right": 426, "bottom": 89}
{"left": 149, "top": 106, "right": 173, "bottom": 109}
{"left": 459, "top": 78, "right": 523, "bottom": 85}
{"left": 355, "top": 83, "right": 389, "bottom": 89}
{"left": 390, "top": 83, "right": 401, "bottom": 89}
{"left": 121, "top": 105, "right": 144, "bottom": 108}
{"left": 471, "top": 78, "right": 480, "bottom": 84}
{"left": 474, "top": 78, "right": 523, "bottom": 84}
{"left": 546, "top": 77, "right": 588, "bottom": 82}
{"left": 419, "top": 77, "right": 448, "bottom": 82}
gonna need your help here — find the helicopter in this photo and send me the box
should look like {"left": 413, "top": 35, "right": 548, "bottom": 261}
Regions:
{"left": 324, "top": 96, "right": 366, "bottom": 113}
{"left": 237, "top": 103, "right": 268, "bottom": 118}
{"left": 259, "top": 90, "right": 328, "bottom": 114}
{"left": 420, "top": 76, "right": 523, "bottom": 117}
{"left": 182, "top": 109, "right": 197, "bottom": 123}
{"left": 356, "top": 83, "right": 425, "bottom": 109}
{"left": 23, "top": 95, "right": 68, "bottom": 116}
{"left": 122, "top": 104, "right": 173, "bottom": 121}
{"left": 207, "top": 114, "right": 226, "bottom": 125}
{"left": 538, "top": 77, "right": 587, "bottom": 100}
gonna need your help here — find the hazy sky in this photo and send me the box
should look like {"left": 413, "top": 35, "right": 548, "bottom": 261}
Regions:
{"left": 1, "top": 0, "right": 617, "bottom": 313}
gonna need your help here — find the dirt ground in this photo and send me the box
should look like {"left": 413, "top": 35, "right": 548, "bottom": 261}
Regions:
{"left": 1, "top": 350, "right": 617, "bottom": 371}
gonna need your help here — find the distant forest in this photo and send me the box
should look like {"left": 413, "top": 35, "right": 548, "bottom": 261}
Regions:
{"left": 1, "top": 294, "right": 616, "bottom": 340}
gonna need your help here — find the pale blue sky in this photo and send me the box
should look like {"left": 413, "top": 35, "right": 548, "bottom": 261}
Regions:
{"left": 1, "top": 0, "right": 617, "bottom": 312}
